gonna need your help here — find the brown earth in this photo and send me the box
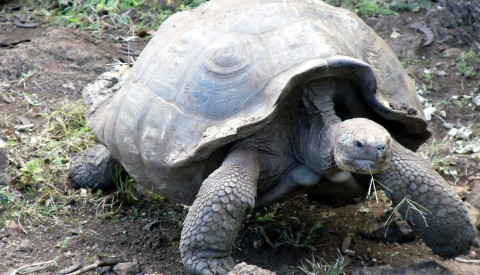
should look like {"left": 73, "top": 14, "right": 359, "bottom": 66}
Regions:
{"left": 1, "top": 1, "right": 480, "bottom": 274}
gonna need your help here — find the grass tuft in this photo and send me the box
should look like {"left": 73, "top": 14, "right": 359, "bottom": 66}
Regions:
{"left": 299, "top": 251, "right": 345, "bottom": 275}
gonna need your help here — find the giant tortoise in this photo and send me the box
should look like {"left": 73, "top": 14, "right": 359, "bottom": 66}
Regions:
{"left": 69, "top": 0, "right": 479, "bottom": 273}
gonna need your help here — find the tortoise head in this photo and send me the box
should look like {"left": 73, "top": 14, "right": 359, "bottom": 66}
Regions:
{"left": 333, "top": 118, "right": 393, "bottom": 174}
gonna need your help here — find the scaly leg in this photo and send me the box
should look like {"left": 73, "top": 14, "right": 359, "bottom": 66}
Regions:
{"left": 180, "top": 149, "right": 260, "bottom": 275}
{"left": 376, "top": 141, "right": 479, "bottom": 258}
{"left": 69, "top": 144, "right": 118, "bottom": 191}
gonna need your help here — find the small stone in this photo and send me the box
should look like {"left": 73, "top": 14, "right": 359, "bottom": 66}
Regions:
{"left": 464, "top": 202, "right": 480, "bottom": 227}
{"left": 467, "top": 184, "right": 480, "bottom": 209}
{"left": 360, "top": 218, "right": 414, "bottom": 243}
{"left": 453, "top": 186, "right": 469, "bottom": 199}
{"left": 113, "top": 261, "right": 140, "bottom": 275}
{"left": 18, "top": 240, "right": 33, "bottom": 252}
{"left": 227, "top": 262, "right": 275, "bottom": 275}
{"left": 341, "top": 235, "right": 352, "bottom": 254}
{"left": 4, "top": 220, "right": 18, "bottom": 230}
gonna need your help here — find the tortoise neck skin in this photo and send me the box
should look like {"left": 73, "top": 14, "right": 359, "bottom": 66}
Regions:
{"left": 292, "top": 79, "right": 342, "bottom": 174}
{"left": 292, "top": 119, "right": 338, "bottom": 174}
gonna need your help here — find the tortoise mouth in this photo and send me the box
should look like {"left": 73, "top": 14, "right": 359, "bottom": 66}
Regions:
{"left": 336, "top": 157, "right": 389, "bottom": 175}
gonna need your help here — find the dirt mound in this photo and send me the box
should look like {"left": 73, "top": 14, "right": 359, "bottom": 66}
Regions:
{"left": 0, "top": 28, "right": 115, "bottom": 96}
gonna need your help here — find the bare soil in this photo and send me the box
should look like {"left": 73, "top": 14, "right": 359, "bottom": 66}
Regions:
{"left": 1, "top": 1, "right": 480, "bottom": 274}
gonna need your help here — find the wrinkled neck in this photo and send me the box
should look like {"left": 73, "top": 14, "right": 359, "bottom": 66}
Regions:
{"left": 293, "top": 112, "right": 340, "bottom": 173}
{"left": 293, "top": 79, "right": 344, "bottom": 173}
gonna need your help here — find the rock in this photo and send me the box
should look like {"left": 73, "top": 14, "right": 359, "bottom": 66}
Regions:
{"left": 113, "top": 261, "right": 140, "bottom": 275}
{"left": 0, "top": 138, "right": 7, "bottom": 186}
{"left": 387, "top": 32, "right": 424, "bottom": 58}
{"left": 4, "top": 220, "right": 18, "bottom": 230}
{"left": 467, "top": 184, "right": 480, "bottom": 209}
{"left": 360, "top": 219, "right": 415, "bottom": 243}
{"left": 18, "top": 239, "right": 33, "bottom": 252}
{"left": 453, "top": 186, "right": 469, "bottom": 200}
{"left": 227, "top": 262, "right": 276, "bottom": 275}
{"left": 464, "top": 202, "right": 480, "bottom": 227}
{"left": 427, "top": 0, "right": 480, "bottom": 46}
{"left": 351, "top": 260, "right": 453, "bottom": 275}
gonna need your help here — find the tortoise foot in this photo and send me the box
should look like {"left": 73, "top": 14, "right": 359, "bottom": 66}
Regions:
{"left": 69, "top": 144, "right": 118, "bottom": 191}
{"left": 183, "top": 252, "right": 235, "bottom": 275}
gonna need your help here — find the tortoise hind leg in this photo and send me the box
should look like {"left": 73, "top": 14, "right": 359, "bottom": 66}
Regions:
{"left": 376, "top": 141, "right": 479, "bottom": 258}
{"left": 69, "top": 144, "right": 119, "bottom": 191}
{"left": 180, "top": 148, "right": 260, "bottom": 275}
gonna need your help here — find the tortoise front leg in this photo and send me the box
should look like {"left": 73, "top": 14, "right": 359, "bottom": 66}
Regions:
{"left": 180, "top": 149, "right": 260, "bottom": 275}
{"left": 376, "top": 141, "right": 479, "bottom": 258}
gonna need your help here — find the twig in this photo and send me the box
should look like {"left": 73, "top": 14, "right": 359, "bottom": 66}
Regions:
{"left": 15, "top": 154, "right": 28, "bottom": 171}
{"left": 59, "top": 260, "right": 82, "bottom": 274}
{"left": 259, "top": 226, "right": 274, "bottom": 247}
{"left": 66, "top": 258, "right": 124, "bottom": 275}
{"left": 455, "top": 257, "right": 480, "bottom": 264}
{"left": 9, "top": 260, "right": 55, "bottom": 275}
{"left": 16, "top": 216, "right": 27, "bottom": 235}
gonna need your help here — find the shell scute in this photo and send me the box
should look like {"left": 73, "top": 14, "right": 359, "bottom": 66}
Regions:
{"left": 176, "top": 33, "right": 269, "bottom": 118}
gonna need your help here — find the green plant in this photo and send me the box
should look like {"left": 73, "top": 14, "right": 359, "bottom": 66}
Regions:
{"left": 20, "top": 159, "right": 46, "bottom": 185}
{"left": 299, "top": 251, "right": 345, "bottom": 275}
{"left": 17, "top": 100, "right": 96, "bottom": 189}
{"left": 366, "top": 164, "right": 392, "bottom": 203}
{"left": 389, "top": 0, "right": 432, "bottom": 12}
{"left": 456, "top": 49, "right": 480, "bottom": 79}
{"left": 324, "top": 0, "right": 397, "bottom": 16}
{"left": 56, "top": 236, "right": 71, "bottom": 248}
{"left": 168, "top": 205, "right": 189, "bottom": 226}
{"left": 255, "top": 208, "right": 278, "bottom": 223}
{"left": 3, "top": 99, "right": 96, "bottom": 225}
{"left": 112, "top": 165, "right": 138, "bottom": 204}
{"left": 16, "top": 0, "right": 208, "bottom": 35}
{"left": 385, "top": 197, "right": 430, "bottom": 232}
{"left": 18, "top": 69, "right": 37, "bottom": 89}
{"left": 366, "top": 169, "right": 430, "bottom": 236}
{"left": 277, "top": 220, "right": 324, "bottom": 250}
{"left": 94, "top": 0, "right": 142, "bottom": 11}
{"left": 0, "top": 186, "right": 16, "bottom": 211}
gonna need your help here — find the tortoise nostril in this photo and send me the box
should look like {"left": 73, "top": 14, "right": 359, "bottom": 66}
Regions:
{"left": 377, "top": 145, "right": 387, "bottom": 157}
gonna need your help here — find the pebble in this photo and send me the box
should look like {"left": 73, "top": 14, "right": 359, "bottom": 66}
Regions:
{"left": 113, "top": 261, "right": 140, "bottom": 275}
{"left": 227, "top": 262, "right": 275, "bottom": 275}
{"left": 18, "top": 240, "right": 33, "bottom": 252}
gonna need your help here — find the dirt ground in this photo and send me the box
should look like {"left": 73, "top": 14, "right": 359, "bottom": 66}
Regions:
{"left": 1, "top": 1, "right": 480, "bottom": 274}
